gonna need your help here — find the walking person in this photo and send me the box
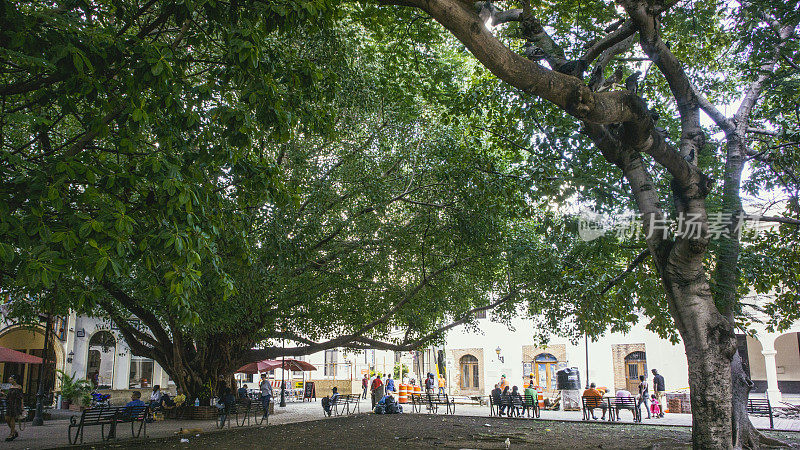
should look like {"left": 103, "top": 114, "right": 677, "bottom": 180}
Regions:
{"left": 259, "top": 373, "right": 273, "bottom": 421}
{"left": 637, "top": 375, "right": 651, "bottom": 419}
{"left": 361, "top": 374, "right": 369, "bottom": 399}
{"left": 437, "top": 374, "right": 446, "bottom": 395}
{"left": 2, "top": 376, "right": 22, "bottom": 441}
{"left": 424, "top": 373, "right": 435, "bottom": 395}
{"left": 652, "top": 369, "right": 665, "bottom": 417}
{"left": 385, "top": 373, "right": 396, "bottom": 393}
{"left": 370, "top": 375, "right": 384, "bottom": 408}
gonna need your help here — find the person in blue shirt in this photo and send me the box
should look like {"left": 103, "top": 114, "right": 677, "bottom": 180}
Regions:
{"left": 237, "top": 384, "right": 249, "bottom": 400}
{"left": 125, "top": 391, "right": 145, "bottom": 408}
{"left": 385, "top": 374, "right": 396, "bottom": 393}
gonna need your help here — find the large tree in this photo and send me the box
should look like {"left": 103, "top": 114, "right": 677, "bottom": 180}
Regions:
{"left": 1, "top": 0, "right": 528, "bottom": 401}
{"left": 368, "top": 0, "right": 799, "bottom": 447}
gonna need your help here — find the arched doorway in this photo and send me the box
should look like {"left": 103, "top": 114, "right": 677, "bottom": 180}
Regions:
{"left": 529, "top": 353, "right": 558, "bottom": 390}
{"left": 624, "top": 351, "right": 647, "bottom": 393}
{"left": 0, "top": 326, "right": 62, "bottom": 406}
{"left": 87, "top": 331, "right": 116, "bottom": 389}
{"left": 774, "top": 332, "right": 800, "bottom": 394}
{"left": 460, "top": 354, "right": 479, "bottom": 390}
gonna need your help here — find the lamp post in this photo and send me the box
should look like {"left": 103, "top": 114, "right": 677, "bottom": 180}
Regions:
{"left": 32, "top": 313, "right": 52, "bottom": 426}
{"left": 495, "top": 346, "right": 504, "bottom": 364}
{"left": 584, "top": 334, "right": 590, "bottom": 389}
{"left": 279, "top": 338, "right": 286, "bottom": 407}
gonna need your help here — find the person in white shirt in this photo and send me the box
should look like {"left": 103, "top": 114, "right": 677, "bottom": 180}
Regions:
{"left": 259, "top": 374, "right": 273, "bottom": 420}
{"left": 149, "top": 385, "right": 164, "bottom": 409}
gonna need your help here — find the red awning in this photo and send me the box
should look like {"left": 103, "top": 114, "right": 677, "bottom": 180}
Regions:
{"left": 0, "top": 347, "right": 43, "bottom": 364}
{"left": 258, "top": 359, "right": 316, "bottom": 372}
{"left": 236, "top": 359, "right": 316, "bottom": 374}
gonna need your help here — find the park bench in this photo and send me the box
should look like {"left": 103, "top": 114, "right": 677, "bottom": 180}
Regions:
{"left": 421, "top": 393, "right": 455, "bottom": 414}
{"left": 489, "top": 395, "right": 505, "bottom": 416}
{"left": 329, "top": 393, "right": 360, "bottom": 416}
{"left": 609, "top": 397, "right": 640, "bottom": 422}
{"left": 503, "top": 395, "right": 525, "bottom": 418}
{"left": 67, "top": 405, "right": 149, "bottom": 445}
{"left": 581, "top": 396, "right": 606, "bottom": 421}
{"left": 247, "top": 397, "right": 271, "bottom": 425}
{"left": 746, "top": 398, "right": 773, "bottom": 429}
{"left": 216, "top": 401, "right": 245, "bottom": 429}
{"left": 523, "top": 393, "right": 541, "bottom": 419}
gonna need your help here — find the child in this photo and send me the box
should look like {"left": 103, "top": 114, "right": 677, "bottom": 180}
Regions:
{"left": 650, "top": 394, "right": 661, "bottom": 417}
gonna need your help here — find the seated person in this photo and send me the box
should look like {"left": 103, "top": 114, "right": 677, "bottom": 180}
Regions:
{"left": 490, "top": 384, "right": 503, "bottom": 415}
{"left": 149, "top": 385, "right": 164, "bottom": 410}
{"left": 524, "top": 384, "right": 537, "bottom": 408}
{"left": 582, "top": 383, "right": 604, "bottom": 420}
{"left": 500, "top": 386, "right": 511, "bottom": 416}
{"left": 161, "top": 392, "right": 175, "bottom": 408}
{"left": 509, "top": 386, "right": 523, "bottom": 416}
{"left": 321, "top": 387, "right": 339, "bottom": 417}
{"left": 604, "top": 389, "right": 634, "bottom": 420}
{"left": 121, "top": 391, "right": 146, "bottom": 425}
{"left": 238, "top": 384, "right": 249, "bottom": 400}
{"left": 374, "top": 392, "right": 402, "bottom": 414}
{"left": 125, "top": 391, "right": 145, "bottom": 409}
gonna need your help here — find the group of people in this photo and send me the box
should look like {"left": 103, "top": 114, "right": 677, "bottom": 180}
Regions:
{"left": 490, "top": 374, "right": 537, "bottom": 416}
{"left": 583, "top": 369, "right": 667, "bottom": 420}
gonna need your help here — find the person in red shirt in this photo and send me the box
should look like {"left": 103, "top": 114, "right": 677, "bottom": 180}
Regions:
{"left": 371, "top": 375, "right": 384, "bottom": 408}
{"left": 361, "top": 374, "right": 369, "bottom": 399}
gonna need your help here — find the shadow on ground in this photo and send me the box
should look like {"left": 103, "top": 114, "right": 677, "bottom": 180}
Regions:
{"left": 63, "top": 413, "right": 800, "bottom": 449}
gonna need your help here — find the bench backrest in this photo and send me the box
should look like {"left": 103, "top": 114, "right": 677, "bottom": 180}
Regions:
{"left": 746, "top": 399, "right": 771, "bottom": 413}
{"left": 613, "top": 397, "right": 636, "bottom": 407}
{"left": 523, "top": 394, "right": 536, "bottom": 406}
{"left": 82, "top": 407, "right": 119, "bottom": 424}
{"left": 118, "top": 405, "right": 148, "bottom": 422}
{"left": 582, "top": 396, "right": 604, "bottom": 408}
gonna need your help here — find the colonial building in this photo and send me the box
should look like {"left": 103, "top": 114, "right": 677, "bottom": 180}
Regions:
{"left": 439, "top": 296, "right": 800, "bottom": 404}
{"left": 0, "top": 311, "right": 172, "bottom": 405}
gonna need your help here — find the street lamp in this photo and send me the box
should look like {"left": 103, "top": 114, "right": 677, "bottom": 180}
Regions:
{"left": 495, "top": 346, "right": 504, "bottom": 364}
{"left": 32, "top": 313, "right": 52, "bottom": 426}
{"left": 279, "top": 337, "right": 286, "bottom": 407}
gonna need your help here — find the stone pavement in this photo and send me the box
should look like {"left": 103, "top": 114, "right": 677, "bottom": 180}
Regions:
{"left": 1, "top": 397, "right": 796, "bottom": 449}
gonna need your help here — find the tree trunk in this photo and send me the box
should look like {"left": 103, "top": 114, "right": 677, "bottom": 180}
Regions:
{"left": 660, "top": 241, "right": 738, "bottom": 448}
{"left": 677, "top": 306, "right": 737, "bottom": 449}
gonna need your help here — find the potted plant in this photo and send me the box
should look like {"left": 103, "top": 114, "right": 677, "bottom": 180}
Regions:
{"left": 57, "top": 370, "right": 92, "bottom": 410}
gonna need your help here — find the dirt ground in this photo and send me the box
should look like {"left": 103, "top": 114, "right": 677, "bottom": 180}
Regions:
{"left": 69, "top": 414, "right": 800, "bottom": 449}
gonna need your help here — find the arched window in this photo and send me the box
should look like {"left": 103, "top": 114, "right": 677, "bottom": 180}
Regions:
{"left": 460, "top": 355, "right": 479, "bottom": 389}
{"left": 624, "top": 351, "right": 647, "bottom": 393}
{"left": 87, "top": 331, "right": 116, "bottom": 389}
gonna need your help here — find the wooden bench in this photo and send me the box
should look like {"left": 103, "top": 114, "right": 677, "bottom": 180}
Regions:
{"left": 581, "top": 396, "right": 606, "bottom": 421}
{"left": 502, "top": 395, "right": 525, "bottom": 418}
{"left": 417, "top": 393, "right": 455, "bottom": 414}
{"left": 609, "top": 396, "right": 640, "bottom": 422}
{"left": 523, "top": 393, "right": 541, "bottom": 418}
{"left": 329, "top": 394, "right": 360, "bottom": 416}
{"left": 747, "top": 398, "right": 773, "bottom": 429}
{"left": 67, "top": 405, "right": 148, "bottom": 445}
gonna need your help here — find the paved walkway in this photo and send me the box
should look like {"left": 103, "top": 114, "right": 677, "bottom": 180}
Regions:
{"left": 0, "top": 398, "right": 795, "bottom": 449}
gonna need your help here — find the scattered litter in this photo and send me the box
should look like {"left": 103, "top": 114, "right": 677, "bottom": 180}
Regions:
{"left": 484, "top": 423, "right": 491, "bottom": 427}
{"left": 180, "top": 438, "right": 189, "bottom": 443}
{"left": 545, "top": 428, "right": 551, "bottom": 432}
{"left": 505, "top": 437, "right": 511, "bottom": 448}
